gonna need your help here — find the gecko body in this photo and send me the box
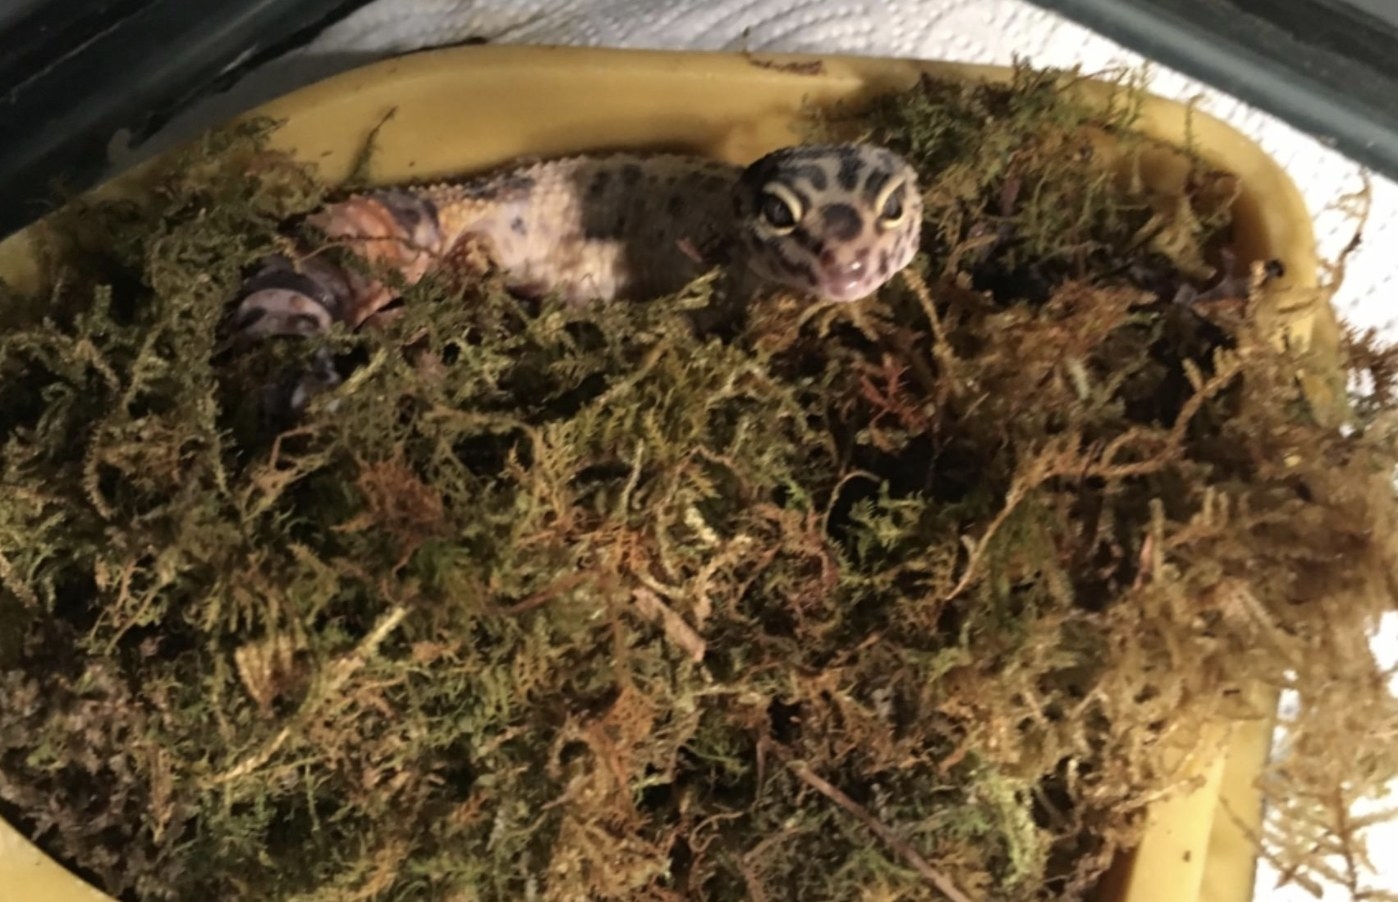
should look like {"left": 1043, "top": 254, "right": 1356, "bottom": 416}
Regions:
{"left": 234, "top": 143, "right": 923, "bottom": 336}
{"left": 231, "top": 143, "right": 923, "bottom": 410}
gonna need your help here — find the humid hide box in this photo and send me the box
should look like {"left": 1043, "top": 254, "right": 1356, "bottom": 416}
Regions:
{"left": 0, "top": 44, "right": 1337, "bottom": 902}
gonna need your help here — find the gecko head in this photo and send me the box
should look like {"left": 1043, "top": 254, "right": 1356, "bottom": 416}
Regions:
{"left": 733, "top": 143, "right": 923, "bottom": 302}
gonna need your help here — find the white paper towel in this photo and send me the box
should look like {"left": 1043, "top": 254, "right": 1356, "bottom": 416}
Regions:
{"left": 117, "top": 2, "right": 1398, "bottom": 898}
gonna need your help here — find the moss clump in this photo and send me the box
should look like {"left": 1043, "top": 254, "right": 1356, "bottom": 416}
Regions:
{"left": 1, "top": 66, "right": 1396, "bottom": 901}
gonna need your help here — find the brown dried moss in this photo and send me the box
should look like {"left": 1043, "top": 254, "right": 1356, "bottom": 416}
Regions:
{"left": 0, "top": 65, "right": 1396, "bottom": 902}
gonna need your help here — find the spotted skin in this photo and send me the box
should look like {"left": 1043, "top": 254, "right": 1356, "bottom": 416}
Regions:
{"left": 231, "top": 144, "right": 922, "bottom": 408}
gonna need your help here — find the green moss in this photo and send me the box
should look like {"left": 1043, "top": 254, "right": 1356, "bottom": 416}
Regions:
{"left": 1, "top": 67, "right": 1396, "bottom": 902}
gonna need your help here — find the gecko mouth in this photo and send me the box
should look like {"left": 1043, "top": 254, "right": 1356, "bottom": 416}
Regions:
{"left": 815, "top": 261, "right": 881, "bottom": 302}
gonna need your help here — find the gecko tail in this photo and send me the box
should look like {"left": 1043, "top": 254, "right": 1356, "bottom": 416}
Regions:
{"left": 232, "top": 253, "right": 356, "bottom": 338}
{"left": 229, "top": 189, "right": 447, "bottom": 415}
{"left": 234, "top": 188, "right": 445, "bottom": 336}
{"left": 229, "top": 254, "right": 351, "bottom": 419}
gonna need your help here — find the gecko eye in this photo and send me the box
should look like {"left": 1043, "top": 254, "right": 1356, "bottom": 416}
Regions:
{"left": 875, "top": 180, "right": 909, "bottom": 231}
{"left": 757, "top": 182, "right": 803, "bottom": 234}
{"left": 761, "top": 195, "right": 795, "bottom": 228}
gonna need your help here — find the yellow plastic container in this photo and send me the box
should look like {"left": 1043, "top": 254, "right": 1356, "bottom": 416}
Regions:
{"left": 0, "top": 44, "right": 1336, "bottom": 902}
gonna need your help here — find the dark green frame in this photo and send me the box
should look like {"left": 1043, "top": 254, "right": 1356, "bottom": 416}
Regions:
{"left": 1030, "top": 0, "right": 1398, "bottom": 182}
